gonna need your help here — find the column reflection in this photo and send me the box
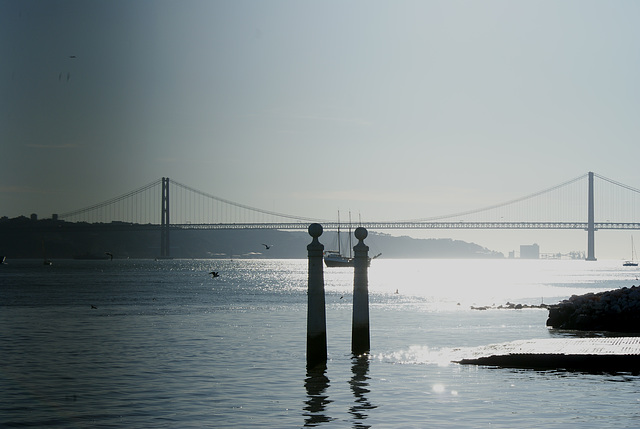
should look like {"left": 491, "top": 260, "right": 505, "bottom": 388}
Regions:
{"left": 349, "top": 355, "right": 377, "bottom": 428}
{"left": 303, "top": 364, "right": 333, "bottom": 427}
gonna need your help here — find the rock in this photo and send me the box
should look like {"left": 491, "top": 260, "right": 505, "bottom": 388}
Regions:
{"left": 471, "top": 302, "right": 548, "bottom": 311}
{"left": 546, "top": 285, "right": 640, "bottom": 333}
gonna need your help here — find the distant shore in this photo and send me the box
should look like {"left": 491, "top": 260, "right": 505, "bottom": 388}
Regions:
{"left": 0, "top": 217, "right": 504, "bottom": 260}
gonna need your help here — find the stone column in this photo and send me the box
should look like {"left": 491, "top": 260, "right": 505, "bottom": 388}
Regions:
{"left": 351, "top": 227, "right": 370, "bottom": 355}
{"left": 307, "top": 223, "right": 327, "bottom": 368}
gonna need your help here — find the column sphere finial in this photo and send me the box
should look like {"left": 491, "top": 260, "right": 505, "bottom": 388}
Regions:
{"left": 308, "top": 223, "right": 323, "bottom": 238}
{"left": 354, "top": 226, "right": 368, "bottom": 241}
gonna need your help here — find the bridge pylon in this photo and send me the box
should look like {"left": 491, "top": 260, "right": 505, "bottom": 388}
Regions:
{"left": 586, "top": 172, "right": 596, "bottom": 261}
{"left": 160, "top": 177, "right": 170, "bottom": 258}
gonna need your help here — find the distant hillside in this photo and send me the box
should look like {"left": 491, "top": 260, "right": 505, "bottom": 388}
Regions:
{"left": 0, "top": 217, "right": 504, "bottom": 259}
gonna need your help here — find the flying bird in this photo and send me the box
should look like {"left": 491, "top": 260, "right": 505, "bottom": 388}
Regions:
{"left": 210, "top": 271, "right": 219, "bottom": 278}
{"left": 261, "top": 244, "right": 272, "bottom": 250}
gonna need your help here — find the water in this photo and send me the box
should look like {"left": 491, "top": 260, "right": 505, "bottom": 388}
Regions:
{"left": 2, "top": 258, "right": 640, "bottom": 428}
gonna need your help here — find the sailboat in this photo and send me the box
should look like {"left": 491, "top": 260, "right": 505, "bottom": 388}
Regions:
{"left": 324, "top": 212, "right": 353, "bottom": 267}
{"left": 623, "top": 236, "right": 638, "bottom": 267}
{"left": 323, "top": 212, "right": 381, "bottom": 268}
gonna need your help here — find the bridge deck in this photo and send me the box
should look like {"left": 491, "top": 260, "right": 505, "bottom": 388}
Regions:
{"left": 456, "top": 337, "right": 640, "bottom": 372}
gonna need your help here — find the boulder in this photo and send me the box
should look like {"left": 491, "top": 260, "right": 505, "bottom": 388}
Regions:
{"left": 546, "top": 286, "right": 640, "bottom": 333}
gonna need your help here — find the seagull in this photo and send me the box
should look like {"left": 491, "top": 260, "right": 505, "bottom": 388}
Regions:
{"left": 69, "top": 55, "right": 77, "bottom": 59}
{"left": 91, "top": 305, "right": 97, "bottom": 309}
{"left": 261, "top": 244, "right": 272, "bottom": 250}
{"left": 209, "top": 271, "right": 219, "bottom": 278}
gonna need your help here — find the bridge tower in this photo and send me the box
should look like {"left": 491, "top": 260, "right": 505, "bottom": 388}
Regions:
{"left": 586, "top": 171, "right": 596, "bottom": 261}
{"left": 160, "top": 177, "right": 170, "bottom": 258}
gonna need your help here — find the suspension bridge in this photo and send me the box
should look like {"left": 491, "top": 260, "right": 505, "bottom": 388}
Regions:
{"left": 57, "top": 172, "right": 640, "bottom": 260}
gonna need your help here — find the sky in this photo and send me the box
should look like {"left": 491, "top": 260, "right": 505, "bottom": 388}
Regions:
{"left": 2, "top": 0, "right": 640, "bottom": 259}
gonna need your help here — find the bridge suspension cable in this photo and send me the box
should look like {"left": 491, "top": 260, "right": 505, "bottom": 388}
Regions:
{"left": 405, "top": 173, "right": 589, "bottom": 222}
{"left": 169, "top": 179, "right": 329, "bottom": 224}
{"left": 58, "top": 179, "right": 162, "bottom": 221}
{"left": 594, "top": 173, "right": 640, "bottom": 194}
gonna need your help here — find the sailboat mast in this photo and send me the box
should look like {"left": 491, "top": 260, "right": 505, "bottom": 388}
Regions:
{"left": 337, "top": 211, "right": 341, "bottom": 255}
{"left": 348, "top": 211, "right": 352, "bottom": 259}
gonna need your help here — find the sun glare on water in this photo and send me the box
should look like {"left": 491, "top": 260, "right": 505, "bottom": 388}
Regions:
{"left": 367, "top": 259, "right": 624, "bottom": 307}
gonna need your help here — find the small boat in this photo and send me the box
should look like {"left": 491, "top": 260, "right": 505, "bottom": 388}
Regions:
{"left": 324, "top": 250, "right": 354, "bottom": 267}
{"left": 623, "top": 236, "right": 638, "bottom": 267}
{"left": 323, "top": 212, "right": 381, "bottom": 267}
{"left": 324, "top": 211, "right": 354, "bottom": 267}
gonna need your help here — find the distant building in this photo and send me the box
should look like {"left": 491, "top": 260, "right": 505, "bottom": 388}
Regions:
{"left": 30, "top": 213, "right": 38, "bottom": 221}
{"left": 520, "top": 243, "right": 540, "bottom": 259}
{"left": 52, "top": 214, "right": 58, "bottom": 221}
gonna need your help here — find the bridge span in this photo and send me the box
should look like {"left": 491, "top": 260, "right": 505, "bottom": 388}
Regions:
{"left": 56, "top": 172, "right": 640, "bottom": 260}
{"left": 173, "top": 221, "right": 640, "bottom": 231}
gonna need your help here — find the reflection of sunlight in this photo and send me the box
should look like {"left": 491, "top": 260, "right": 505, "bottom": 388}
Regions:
{"left": 376, "top": 345, "right": 460, "bottom": 367}
{"left": 368, "top": 259, "right": 623, "bottom": 307}
{"left": 432, "top": 383, "right": 446, "bottom": 393}
{"left": 432, "top": 383, "right": 459, "bottom": 397}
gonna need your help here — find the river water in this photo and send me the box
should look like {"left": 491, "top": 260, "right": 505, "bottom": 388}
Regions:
{"left": 1, "top": 258, "right": 640, "bottom": 428}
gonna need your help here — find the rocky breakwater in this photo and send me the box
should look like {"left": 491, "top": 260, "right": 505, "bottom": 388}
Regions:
{"left": 547, "top": 286, "right": 640, "bottom": 333}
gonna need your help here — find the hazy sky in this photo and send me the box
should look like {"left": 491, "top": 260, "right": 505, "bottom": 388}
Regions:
{"left": 3, "top": 0, "right": 640, "bottom": 258}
